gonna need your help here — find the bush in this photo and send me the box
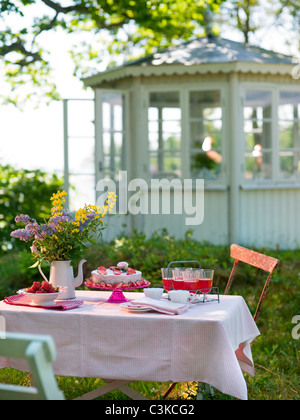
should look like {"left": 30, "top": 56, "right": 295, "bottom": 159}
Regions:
{"left": 82, "top": 229, "right": 232, "bottom": 287}
{"left": 0, "top": 164, "right": 63, "bottom": 253}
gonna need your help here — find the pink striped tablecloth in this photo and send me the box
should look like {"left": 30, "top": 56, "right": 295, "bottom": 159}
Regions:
{"left": 0, "top": 291, "right": 260, "bottom": 400}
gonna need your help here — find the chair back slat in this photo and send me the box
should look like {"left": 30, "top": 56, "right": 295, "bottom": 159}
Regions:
{"left": 230, "top": 244, "right": 279, "bottom": 273}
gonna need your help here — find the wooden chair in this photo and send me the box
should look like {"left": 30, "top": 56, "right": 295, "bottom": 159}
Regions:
{"left": 0, "top": 332, "right": 65, "bottom": 400}
{"left": 225, "top": 244, "right": 280, "bottom": 323}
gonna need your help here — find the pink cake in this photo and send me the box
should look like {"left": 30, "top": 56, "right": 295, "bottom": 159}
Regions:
{"left": 88, "top": 261, "right": 146, "bottom": 288}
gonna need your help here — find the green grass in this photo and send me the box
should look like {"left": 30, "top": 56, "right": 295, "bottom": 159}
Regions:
{"left": 0, "top": 231, "right": 299, "bottom": 400}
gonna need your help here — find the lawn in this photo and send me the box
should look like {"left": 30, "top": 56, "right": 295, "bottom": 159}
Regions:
{"left": 0, "top": 231, "right": 299, "bottom": 400}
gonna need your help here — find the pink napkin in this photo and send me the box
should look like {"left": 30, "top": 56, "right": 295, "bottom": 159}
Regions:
{"left": 128, "top": 297, "right": 190, "bottom": 315}
{"left": 4, "top": 294, "right": 83, "bottom": 311}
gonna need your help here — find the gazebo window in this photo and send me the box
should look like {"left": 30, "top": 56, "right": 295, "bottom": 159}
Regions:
{"left": 278, "top": 91, "right": 300, "bottom": 179}
{"left": 101, "top": 92, "right": 125, "bottom": 181}
{"left": 189, "top": 90, "right": 223, "bottom": 180}
{"left": 244, "top": 90, "right": 272, "bottom": 181}
{"left": 148, "top": 91, "right": 181, "bottom": 178}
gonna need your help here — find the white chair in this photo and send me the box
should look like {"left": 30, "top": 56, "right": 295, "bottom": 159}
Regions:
{"left": 0, "top": 332, "right": 64, "bottom": 400}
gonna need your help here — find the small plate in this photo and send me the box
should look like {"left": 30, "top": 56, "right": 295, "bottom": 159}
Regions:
{"left": 120, "top": 302, "right": 152, "bottom": 313}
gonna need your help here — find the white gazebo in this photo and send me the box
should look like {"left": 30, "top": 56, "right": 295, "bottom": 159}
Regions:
{"left": 74, "top": 34, "right": 300, "bottom": 249}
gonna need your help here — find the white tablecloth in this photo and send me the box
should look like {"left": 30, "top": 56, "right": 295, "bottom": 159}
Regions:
{"left": 0, "top": 291, "right": 260, "bottom": 400}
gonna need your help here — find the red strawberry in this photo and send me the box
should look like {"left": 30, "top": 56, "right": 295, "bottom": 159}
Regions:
{"left": 113, "top": 270, "right": 122, "bottom": 275}
{"left": 136, "top": 280, "right": 144, "bottom": 287}
{"left": 41, "top": 281, "right": 51, "bottom": 292}
{"left": 109, "top": 266, "right": 117, "bottom": 270}
{"left": 100, "top": 282, "right": 106, "bottom": 288}
{"left": 116, "top": 282, "right": 123, "bottom": 288}
{"left": 106, "top": 283, "right": 113, "bottom": 288}
{"left": 32, "top": 281, "right": 41, "bottom": 291}
{"left": 127, "top": 268, "right": 136, "bottom": 274}
{"left": 26, "top": 287, "right": 35, "bottom": 293}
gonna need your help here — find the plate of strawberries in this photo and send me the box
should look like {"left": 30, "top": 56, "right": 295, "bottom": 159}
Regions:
{"left": 18, "top": 281, "right": 62, "bottom": 306}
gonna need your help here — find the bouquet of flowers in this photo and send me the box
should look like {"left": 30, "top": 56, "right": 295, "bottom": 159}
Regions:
{"left": 11, "top": 190, "right": 117, "bottom": 265}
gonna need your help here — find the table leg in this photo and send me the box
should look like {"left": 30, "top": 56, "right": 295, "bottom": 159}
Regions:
{"left": 73, "top": 379, "right": 148, "bottom": 401}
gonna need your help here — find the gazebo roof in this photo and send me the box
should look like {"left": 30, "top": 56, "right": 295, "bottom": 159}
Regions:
{"left": 83, "top": 35, "right": 296, "bottom": 87}
{"left": 127, "top": 35, "right": 295, "bottom": 66}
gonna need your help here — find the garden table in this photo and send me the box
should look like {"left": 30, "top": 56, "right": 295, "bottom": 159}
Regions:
{"left": 0, "top": 291, "right": 260, "bottom": 400}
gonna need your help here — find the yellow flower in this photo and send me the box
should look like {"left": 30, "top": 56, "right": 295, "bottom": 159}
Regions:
{"left": 51, "top": 190, "right": 67, "bottom": 217}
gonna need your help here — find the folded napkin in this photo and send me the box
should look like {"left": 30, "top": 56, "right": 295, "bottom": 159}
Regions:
{"left": 128, "top": 297, "right": 190, "bottom": 315}
{"left": 4, "top": 295, "right": 83, "bottom": 311}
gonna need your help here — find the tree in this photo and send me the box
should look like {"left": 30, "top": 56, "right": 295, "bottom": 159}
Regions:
{"left": 0, "top": 0, "right": 224, "bottom": 106}
{"left": 0, "top": 164, "right": 64, "bottom": 253}
{"left": 218, "top": 0, "right": 300, "bottom": 48}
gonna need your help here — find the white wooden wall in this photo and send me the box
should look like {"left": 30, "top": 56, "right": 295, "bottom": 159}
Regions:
{"left": 239, "top": 188, "right": 300, "bottom": 249}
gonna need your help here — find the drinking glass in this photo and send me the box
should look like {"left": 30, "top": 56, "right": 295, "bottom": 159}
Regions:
{"left": 172, "top": 268, "right": 191, "bottom": 290}
{"left": 161, "top": 268, "right": 173, "bottom": 291}
{"left": 198, "top": 269, "right": 214, "bottom": 300}
{"left": 183, "top": 269, "right": 200, "bottom": 293}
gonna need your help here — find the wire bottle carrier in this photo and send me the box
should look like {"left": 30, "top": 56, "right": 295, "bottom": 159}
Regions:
{"left": 162, "top": 260, "right": 220, "bottom": 304}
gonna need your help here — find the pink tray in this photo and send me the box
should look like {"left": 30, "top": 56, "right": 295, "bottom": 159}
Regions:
{"left": 84, "top": 279, "right": 151, "bottom": 303}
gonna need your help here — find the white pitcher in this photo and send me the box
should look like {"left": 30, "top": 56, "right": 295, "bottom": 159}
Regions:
{"left": 39, "top": 259, "right": 86, "bottom": 300}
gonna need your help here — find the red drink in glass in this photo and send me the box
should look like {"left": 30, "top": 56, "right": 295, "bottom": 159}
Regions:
{"left": 173, "top": 278, "right": 184, "bottom": 290}
{"left": 162, "top": 278, "right": 173, "bottom": 291}
{"left": 198, "top": 279, "right": 213, "bottom": 293}
{"left": 184, "top": 281, "right": 198, "bottom": 293}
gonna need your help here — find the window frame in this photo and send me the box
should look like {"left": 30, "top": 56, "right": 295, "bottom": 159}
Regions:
{"left": 95, "top": 89, "right": 129, "bottom": 184}
{"left": 240, "top": 83, "right": 300, "bottom": 188}
{"left": 147, "top": 90, "right": 183, "bottom": 179}
{"left": 144, "top": 83, "right": 227, "bottom": 187}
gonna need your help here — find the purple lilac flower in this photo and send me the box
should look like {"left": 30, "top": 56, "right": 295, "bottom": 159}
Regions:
{"left": 48, "top": 215, "right": 70, "bottom": 230}
{"left": 11, "top": 229, "right": 32, "bottom": 242}
{"left": 39, "top": 224, "right": 55, "bottom": 239}
{"left": 25, "top": 222, "right": 40, "bottom": 236}
{"left": 78, "top": 212, "right": 96, "bottom": 231}
{"left": 15, "top": 214, "right": 34, "bottom": 224}
{"left": 60, "top": 209, "right": 72, "bottom": 219}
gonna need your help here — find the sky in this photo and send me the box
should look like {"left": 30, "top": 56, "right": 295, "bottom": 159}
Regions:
{"left": 0, "top": 29, "right": 94, "bottom": 176}
{"left": 0, "top": 2, "right": 299, "bottom": 197}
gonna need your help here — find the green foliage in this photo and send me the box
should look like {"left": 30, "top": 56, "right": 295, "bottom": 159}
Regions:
{"left": 0, "top": 0, "right": 224, "bottom": 105}
{"left": 0, "top": 164, "right": 63, "bottom": 253}
{"left": 82, "top": 229, "right": 229, "bottom": 289}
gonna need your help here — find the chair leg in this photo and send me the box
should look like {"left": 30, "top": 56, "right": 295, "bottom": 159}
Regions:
{"left": 224, "top": 260, "right": 239, "bottom": 295}
{"left": 163, "top": 382, "right": 177, "bottom": 399}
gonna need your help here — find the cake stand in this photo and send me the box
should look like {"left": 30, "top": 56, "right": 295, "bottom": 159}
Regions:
{"left": 84, "top": 279, "right": 151, "bottom": 303}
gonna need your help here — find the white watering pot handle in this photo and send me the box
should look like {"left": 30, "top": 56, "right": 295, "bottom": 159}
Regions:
{"left": 38, "top": 264, "right": 49, "bottom": 282}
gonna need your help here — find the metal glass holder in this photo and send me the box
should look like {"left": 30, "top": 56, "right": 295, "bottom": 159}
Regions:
{"left": 164, "top": 261, "right": 220, "bottom": 304}
{"left": 189, "top": 287, "right": 220, "bottom": 304}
